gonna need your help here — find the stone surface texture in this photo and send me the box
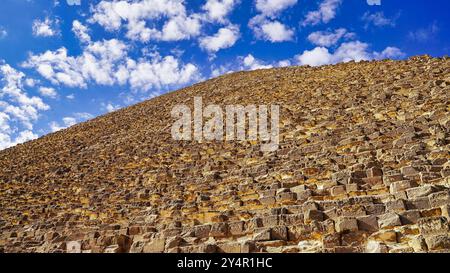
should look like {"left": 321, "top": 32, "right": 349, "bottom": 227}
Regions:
{"left": 0, "top": 56, "right": 449, "bottom": 253}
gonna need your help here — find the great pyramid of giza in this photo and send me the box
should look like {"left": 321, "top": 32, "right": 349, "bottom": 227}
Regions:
{"left": 0, "top": 55, "right": 449, "bottom": 253}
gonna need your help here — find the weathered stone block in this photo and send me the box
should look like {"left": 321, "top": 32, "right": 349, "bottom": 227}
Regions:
{"left": 194, "top": 225, "right": 211, "bottom": 239}
{"left": 390, "top": 180, "right": 415, "bottom": 194}
{"left": 143, "top": 238, "right": 165, "bottom": 253}
{"left": 385, "top": 199, "right": 406, "bottom": 212}
{"left": 399, "top": 210, "right": 421, "bottom": 225}
{"left": 330, "top": 185, "right": 346, "bottom": 196}
{"left": 357, "top": 215, "right": 379, "bottom": 232}
{"left": 377, "top": 212, "right": 402, "bottom": 229}
{"left": 367, "top": 167, "right": 383, "bottom": 178}
{"left": 229, "top": 221, "right": 245, "bottom": 236}
{"left": 369, "top": 230, "right": 397, "bottom": 243}
{"left": 260, "top": 196, "right": 276, "bottom": 205}
{"left": 270, "top": 226, "right": 288, "bottom": 241}
{"left": 401, "top": 166, "right": 419, "bottom": 176}
{"left": 260, "top": 216, "right": 279, "bottom": 227}
{"left": 304, "top": 209, "right": 324, "bottom": 222}
{"left": 336, "top": 217, "right": 358, "bottom": 232}
{"left": 429, "top": 190, "right": 450, "bottom": 208}
{"left": 418, "top": 217, "right": 449, "bottom": 235}
{"left": 322, "top": 233, "right": 341, "bottom": 248}
{"left": 425, "top": 235, "right": 450, "bottom": 250}
{"left": 406, "top": 185, "right": 437, "bottom": 199}
{"left": 346, "top": 183, "right": 358, "bottom": 192}
{"left": 365, "top": 240, "right": 388, "bottom": 253}
{"left": 210, "top": 223, "right": 228, "bottom": 238}
{"left": 405, "top": 197, "right": 431, "bottom": 210}
{"left": 253, "top": 228, "right": 271, "bottom": 241}
{"left": 281, "top": 214, "right": 304, "bottom": 225}
{"left": 218, "top": 242, "right": 241, "bottom": 253}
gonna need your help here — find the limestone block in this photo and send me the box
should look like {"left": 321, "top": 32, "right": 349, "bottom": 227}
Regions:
{"left": 378, "top": 213, "right": 402, "bottom": 229}
{"left": 336, "top": 217, "right": 358, "bottom": 232}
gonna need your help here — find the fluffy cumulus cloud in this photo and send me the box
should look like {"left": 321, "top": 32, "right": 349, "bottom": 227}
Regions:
{"left": 240, "top": 54, "right": 273, "bottom": 70}
{"left": 72, "top": 20, "right": 91, "bottom": 43}
{"left": 202, "top": 0, "right": 238, "bottom": 23}
{"left": 307, "top": 28, "right": 355, "bottom": 47}
{"left": 32, "top": 17, "right": 59, "bottom": 37}
{"left": 90, "top": 0, "right": 202, "bottom": 43}
{"left": 302, "top": 0, "right": 342, "bottom": 26}
{"left": 255, "top": 0, "right": 297, "bottom": 16}
{"left": 0, "top": 61, "right": 49, "bottom": 150}
{"left": 24, "top": 35, "right": 201, "bottom": 91}
{"left": 296, "top": 41, "right": 405, "bottom": 67}
{"left": 39, "top": 87, "right": 58, "bottom": 99}
{"left": 128, "top": 55, "right": 200, "bottom": 91}
{"left": 199, "top": 24, "right": 240, "bottom": 53}
{"left": 250, "top": 18, "right": 294, "bottom": 42}
{"left": 249, "top": 0, "right": 297, "bottom": 43}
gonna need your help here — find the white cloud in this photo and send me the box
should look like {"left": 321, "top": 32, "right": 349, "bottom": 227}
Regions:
{"left": 49, "top": 112, "right": 92, "bottom": 132}
{"left": 367, "top": 0, "right": 381, "bottom": 6}
{"left": 102, "top": 102, "right": 121, "bottom": 113}
{"left": 374, "top": 47, "right": 406, "bottom": 60}
{"left": 250, "top": 1, "right": 296, "bottom": 42}
{"left": 0, "top": 26, "right": 7, "bottom": 39}
{"left": 32, "top": 17, "right": 59, "bottom": 37}
{"left": 255, "top": 0, "right": 297, "bottom": 17}
{"left": 39, "top": 87, "right": 58, "bottom": 99}
{"left": 72, "top": 20, "right": 91, "bottom": 43}
{"left": 0, "top": 61, "right": 49, "bottom": 150}
{"left": 202, "top": 0, "right": 238, "bottom": 23}
{"left": 199, "top": 25, "right": 239, "bottom": 53}
{"left": 296, "top": 47, "right": 333, "bottom": 66}
{"left": 260, "top": 21, "right": 294, "bottom": 42}
{"left": 0, "top": 129, "right": 38, "bottom": 150}
{"left": 249, "top": 15, "right": 294, "bottom": 42}
{"left": 90, "top": 0, "right": 202, "bottom": 43}
{"left": 307, "top": 28, "right": 355, "bottom": 47}
{"left": 24, "top": 36, "right": 201, "bottom": 92}
{"left": 241, "top": 54, "right": 273, "bottom": 70}
{"left": 128, "top": 55, "right": 200, "bottom": 91}
{"left": 296, "top": 41, "right": 405, "bottom": 67}
{"left": 24, "top": 39, "right": 127, "bottom": 88}
{"left": 302, "top": 0, "right": 342, "bottom": 26}
{"left": 362, "top": 12, "right": 398, "bottom": 28}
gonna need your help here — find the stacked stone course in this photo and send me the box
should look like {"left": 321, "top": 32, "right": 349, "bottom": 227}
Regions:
{"left": 0, "top": 56, "right": 449, "bottom": 253}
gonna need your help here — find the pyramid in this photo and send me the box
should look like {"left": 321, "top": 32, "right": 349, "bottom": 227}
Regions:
{"left": 0, "top": 56, "right": 449, "bottom": 253}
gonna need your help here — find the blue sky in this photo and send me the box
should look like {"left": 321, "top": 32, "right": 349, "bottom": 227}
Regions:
{"left": 0, "top": 0, "right": 449, "bottom": 150}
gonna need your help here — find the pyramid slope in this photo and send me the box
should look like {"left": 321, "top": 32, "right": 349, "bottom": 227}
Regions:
{"left": 0, "top": 56, "right": 449, "bottom": 253}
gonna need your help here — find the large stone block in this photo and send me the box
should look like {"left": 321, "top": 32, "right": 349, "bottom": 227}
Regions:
{"left": 336, "top": 217, "right": 358, "bottom": 232}
{"left": 143, "top": 238, "right": 166, "bottom": 253}
{"left": 425, "top": 235, "right": 450, "bottom": 250}
{"left": 406, "top": 185, "right": 437, "bottom": 199}
{"left": 304, "top": 209, "right": 324, "bottom": 223}
{"left": 270, "top": 226, "right": 288, "bottom": 241}
{"left": 418, "top": 217, "right": 449, "bottom": 235}
{"left": 194, "top": 225, "right": 211, "bottom": 239}
{"left": 390, "top": 180, "right": 416, "bottom": 194}
{"left": 377, "top": 213, "right": 402, "bottom": 229}
{"left": 210, "top": 223, "right": 228, "bottom": 238}
{"left": 357, "top": 215, "right": 379, "bottom": 232}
